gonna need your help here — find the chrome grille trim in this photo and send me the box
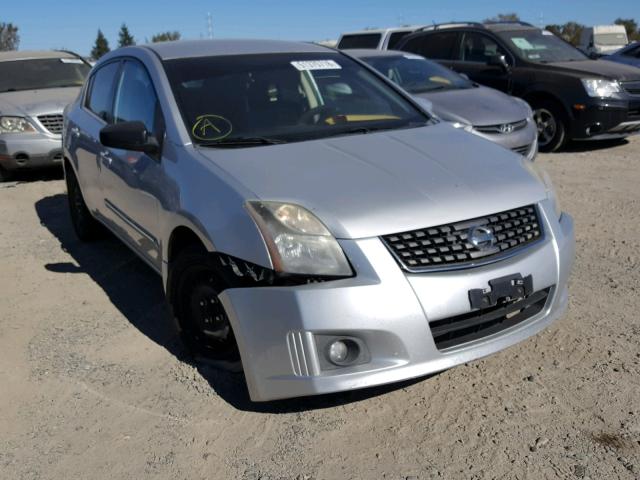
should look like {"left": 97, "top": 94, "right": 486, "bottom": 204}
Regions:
{"left": 474, "top": 119, "right": 528, "bottom": 134}
{"left": 381, "top": 205, "right": 545, "bottom": 273}
{"left": 37, "top": 114, "right": 64, "bottom": 135}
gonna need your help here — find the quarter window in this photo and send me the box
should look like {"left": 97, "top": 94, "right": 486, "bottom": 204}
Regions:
{"left": 113, "top": 60, "right": 161, "bottom": 136}
{"left": 338, "top": 33, "right": 382, "bottom": 49}
{"left": 86, "top": 61, "right": 121, "bottom": 122}
{"left": 460, "top": 33, "right": 508, "bottom": 63}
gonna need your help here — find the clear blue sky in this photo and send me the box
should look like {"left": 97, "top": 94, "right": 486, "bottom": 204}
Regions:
{"left": 4, "top": 0, "right": 639, "bottom": 56}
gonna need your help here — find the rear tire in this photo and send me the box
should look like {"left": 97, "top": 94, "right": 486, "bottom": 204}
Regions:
{"left": 65, "top": 167, "right": 104, "bottom": 241}
{"left": 168, "top": 245, "right": 241, "bottom": 369}
{"left": 532, "top": 100, "right": 567, "bottom": 153}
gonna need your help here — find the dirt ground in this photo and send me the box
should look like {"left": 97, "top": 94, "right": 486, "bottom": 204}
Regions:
{"left": 1, "top": 138, "right": 639, "bottom": 480}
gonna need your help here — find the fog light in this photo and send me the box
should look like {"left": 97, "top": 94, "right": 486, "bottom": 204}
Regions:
{"left": 328, "top": 340, "right": 348, "bottom": 364}
{"left": 327, "top": 339, "right": 360, "bottom": 366}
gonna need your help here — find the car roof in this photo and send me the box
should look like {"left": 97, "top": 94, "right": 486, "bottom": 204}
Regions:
{"left": 0, "top": 50, "right": 78, "bottom": 62}
{"left": 144, "top": 39, "right": 333, "bottom": 60}
{"left": 345, "top": 49, "right": 416, "bottom": 58}
{"left": 339, "top": 27, "right": 422, "bottom": 36}
{"left": 410, "top": 22, "right": 538, "bottom": 35}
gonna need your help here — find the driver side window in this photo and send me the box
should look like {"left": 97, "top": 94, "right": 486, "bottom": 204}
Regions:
{"left": 113, "top": 60, "right": 163, "bottom": 138}
{"left": 460, "top": 33, "right": 508, "bottom": 63}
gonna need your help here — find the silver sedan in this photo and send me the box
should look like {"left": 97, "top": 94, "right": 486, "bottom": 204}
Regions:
{"left": 348, "top": 49, "right": 538, "bottom": 160}
{"left": 63, "top": 39, "right": 574, "bottom": 402}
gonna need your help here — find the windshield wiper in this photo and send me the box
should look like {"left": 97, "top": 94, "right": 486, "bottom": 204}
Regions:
{"left": 198, "top": 136, "right": 287, "bottom": 148}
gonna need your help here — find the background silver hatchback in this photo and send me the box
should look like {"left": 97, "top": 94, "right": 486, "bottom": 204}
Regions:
{"left": 348, "top": 49, "right": 538, "bottom": 160}
{"left": 63, "top": 39, "right": 574, "bottom": 402}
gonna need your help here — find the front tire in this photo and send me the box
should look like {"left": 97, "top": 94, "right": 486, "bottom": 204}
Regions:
{"left": 169, "top": 246, "right": 241, "bottom": 367}
{"left": 532, "top": 100, "right": 567, "bottom": 153}
{"left": 65, "top": 167, "right": 103, "bottom": 241}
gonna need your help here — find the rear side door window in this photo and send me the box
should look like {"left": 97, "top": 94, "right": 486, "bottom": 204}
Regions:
{"left": 85, "top": 61, "right": 121, "bottom": 123}
{"left": 338, "top": 33, "right": 382, "bottom": 49}
{"left": 387, "top": 31, "right": 411, "bottom": 49}
{"left": 401, "top": 32, "right": 460, "bottom": 60}
{"left": 459, "top": 32, "right": 509, "bottom": 63}
{"left": 113, "top": 60, "right": 163, "bottom": 138}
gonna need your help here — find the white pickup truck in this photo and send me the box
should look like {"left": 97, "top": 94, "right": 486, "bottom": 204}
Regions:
{"left": 337, "top": 26, "right": 423, "bottom": 50}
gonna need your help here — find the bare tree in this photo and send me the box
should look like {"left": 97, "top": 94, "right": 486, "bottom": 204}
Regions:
{"left": 0, "top": 22, "right": 20, "bottom": 51}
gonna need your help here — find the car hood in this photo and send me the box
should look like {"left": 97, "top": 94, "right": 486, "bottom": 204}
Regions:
{"left": 547, "top": 60, "right": 640, "bottom": 81}
{"left": 198, "top": 123, "right": 547, "bottom": 239}
{"left": 0, "top": 87, "right": 81, "bottom": 117}
{"left": 414, "top": 85, "right": 530, "bottom": 127}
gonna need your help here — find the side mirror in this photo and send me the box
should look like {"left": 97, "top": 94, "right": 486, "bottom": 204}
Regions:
{"left": 100, "top": 121, "right": 159, "bottom": 155}
{"left": 488, "top": 54, "right": 510, "bottom": 72}
{"left": 588, "top": 51, "right": 600, "bottom": 60}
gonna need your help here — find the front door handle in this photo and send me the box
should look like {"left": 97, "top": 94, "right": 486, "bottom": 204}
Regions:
{"left": 99, "top": 150, "right": 112, "bottom": 166}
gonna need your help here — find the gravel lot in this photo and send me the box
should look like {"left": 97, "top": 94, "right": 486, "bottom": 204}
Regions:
{"left": 1, "top": 138, "right": 639, "bottom": 480}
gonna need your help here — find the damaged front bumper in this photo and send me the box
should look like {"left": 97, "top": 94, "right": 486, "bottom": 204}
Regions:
{"left": 219, "top": 201, "right": 575, "bottom": 402}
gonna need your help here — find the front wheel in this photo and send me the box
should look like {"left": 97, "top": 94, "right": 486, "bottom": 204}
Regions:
{"left": 532, "top": 101, "right": 567, "bottom": 153}
{"left": 169, "top": 246, "right": 241, "bottom": 368}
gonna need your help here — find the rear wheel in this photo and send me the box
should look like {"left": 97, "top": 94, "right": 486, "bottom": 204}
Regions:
{"left": 532, "top": 100, "right": 567, "bottom": 153}
{"left": 65, "top": 167, "right": 103, "bottom": 241}
{"left": 169, "top": 246, "right": 241, "bottom": 368}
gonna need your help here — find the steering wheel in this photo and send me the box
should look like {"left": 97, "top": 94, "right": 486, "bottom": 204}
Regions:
{"left": 300, "top": 105, "right": 338, "bottom": 125}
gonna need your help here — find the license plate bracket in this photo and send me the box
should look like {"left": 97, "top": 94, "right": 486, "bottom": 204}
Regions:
{"left": 469, "top": 274, "right": 533, "bottom": 310}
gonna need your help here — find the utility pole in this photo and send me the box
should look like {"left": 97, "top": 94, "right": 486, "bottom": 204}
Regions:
{"left": 207, "top": 12, "right": 213, "bottom": 39}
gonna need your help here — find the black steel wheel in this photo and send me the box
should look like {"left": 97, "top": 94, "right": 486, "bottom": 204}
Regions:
{"left": 169, "top": 247, "right": 240, "bottom": 364}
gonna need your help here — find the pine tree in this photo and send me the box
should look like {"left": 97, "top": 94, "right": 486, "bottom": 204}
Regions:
{"left": 118, "top": 23, "right": 135, "bottom": 48}
{"left": 151, "top": 31, "right": 181, "bottom": 43}
{"left": 91, "top": 29, "right": 110, "bottom": 60}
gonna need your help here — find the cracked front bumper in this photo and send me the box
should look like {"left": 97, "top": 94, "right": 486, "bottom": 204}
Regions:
{"left": 220, "top": 201, "right": 575, "bottom": 401}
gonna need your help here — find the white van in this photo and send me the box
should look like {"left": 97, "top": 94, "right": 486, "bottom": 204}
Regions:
{"left": 579, "top": 25, "right": 629, "bottom": 57}
{"left": 337, "top": 27, "right": 423, "bottom": 50}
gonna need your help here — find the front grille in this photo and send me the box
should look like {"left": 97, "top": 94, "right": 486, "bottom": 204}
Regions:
{"left": 474, "top": 119, "right": 528, "bottom": 134}
{"left": 622, "top": 81, "right": 640, "bottom": 96}
{"left": 511, "top": 144, "right": 531, "bottom": 156}
{"left": 430, "top": 287, "right": 553, "bottom": 350}
{"left": 37, "top": 114, "right": 64, "bottom": 135}
{"left": 381, "top": 205, "right": 543, "bottom": 272}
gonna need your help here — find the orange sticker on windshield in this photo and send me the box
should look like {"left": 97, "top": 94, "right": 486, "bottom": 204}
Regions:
{"left": 192, "top": 115, "right": 233, "bottom": 141}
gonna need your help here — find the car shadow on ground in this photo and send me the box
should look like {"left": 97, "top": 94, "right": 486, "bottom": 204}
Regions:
{"left": 562, "top": 138, "right": 629, "bottom": 153}
{"left": 35, "top": 193, "right": 432, "bottom": 413}
{"left": 2, "top": 166, "right": 64, "bottom": 184}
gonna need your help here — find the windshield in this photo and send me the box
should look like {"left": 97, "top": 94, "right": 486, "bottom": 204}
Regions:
{"left": 0, "top": 57, "right": 90, "bottom": 93}
{"left": 498, "top": 30, "right": 587, "bottom": 63}
{"left": 595, "top": 32, "right": 628, "bottom": 46}
{"left": 163, "top": 52, "right": 428, "bottom": 146}
{"left": 362, "top": 53, "right": 473, "bottom": 93}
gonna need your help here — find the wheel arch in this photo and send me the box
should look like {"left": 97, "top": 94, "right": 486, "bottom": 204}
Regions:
{"left": 521, "top": 91, "right": 571, "bottom": 122}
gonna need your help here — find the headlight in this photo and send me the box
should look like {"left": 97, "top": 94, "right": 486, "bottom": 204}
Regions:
{"left": 581, "top": 78, "right": 621, "bottom": 98}
{"left": 246, "top": 201, "right": 352, "bottom": 276}
{"left": 0, "top": 116, "right": 37, "bottom": 134}
{"left": 523, "top": 161, "right": 561, "bottom": 218}
{"left": 451, "top": 121, "right": 473, "bottom": 133}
